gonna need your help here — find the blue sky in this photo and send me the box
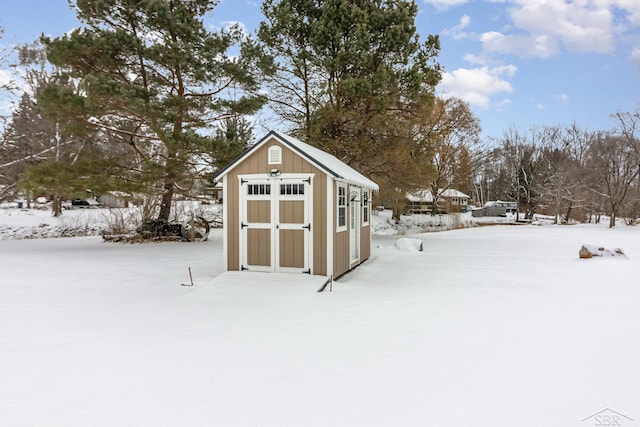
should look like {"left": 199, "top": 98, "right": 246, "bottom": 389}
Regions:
{"left": 1, "top": 0, "right": 639, "bottom": 139}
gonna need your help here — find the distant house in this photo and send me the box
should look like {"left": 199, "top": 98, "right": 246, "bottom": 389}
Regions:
{"left": 440, "top": 189, "right": 470, "bottom": 212}
{"left": 406, "top": 189, "right": 437, "bottom": 213}
{"left": 97, "top": 192, "right": 141, "bottom": 208}
{"left": 214, "top": 130, "right": 379, "bottom": 278}
{"left": 201, "top": 182, "right": 223, "bottom": 203}
{"left": 406, "top": 188, "right": 469, "bottom": 213}
{"left": 471, "top": 200, "right": 517, "bottom": 217}
{"left": 97, "top": 192, "right": 127, "bottom": 208}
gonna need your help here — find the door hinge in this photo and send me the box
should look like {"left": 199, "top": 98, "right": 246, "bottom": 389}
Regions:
{"left": 241, "top": 265, "right": 249, "bottom": 271}
{"left": 302, "top": 223, "right": 311, "bottom": 231}
{"left": 240, "top": 178, "right": 247, "bottom": 184}
{"left": 303, "top": 177, "right": 311, "bottom": 184}
{"left": 303, "top": 269, "right": 311, "bottom": 274}
{"left": 241, "top": 222, "right": 248, "bottom": 229}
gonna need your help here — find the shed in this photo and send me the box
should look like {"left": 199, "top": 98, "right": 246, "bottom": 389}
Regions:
{"left": 214, "top": 130, "right": 379, "bottom": 278}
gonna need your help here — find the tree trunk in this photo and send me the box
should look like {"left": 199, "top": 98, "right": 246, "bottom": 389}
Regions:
{"left": 564, "top": 202, "right": 573, "bottom": 224}
{"left": 609, "top": 212, "right": 616, "bottom": 228}
{"left": 52, "top": 195, "right": 62, "bottom": 217}
{"left": 158, "top": 153, "right": 177, "bottom": 222}
{"left": 158, "top": 183, "right": 174, "bottom": 222}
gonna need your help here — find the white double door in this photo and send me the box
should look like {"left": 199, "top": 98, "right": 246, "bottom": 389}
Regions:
{"left": 240, "top": 175, "right": 312, "bottom": 274}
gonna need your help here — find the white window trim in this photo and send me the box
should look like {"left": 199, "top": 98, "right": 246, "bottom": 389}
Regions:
{"left": 336, "top": 182, "right": 347, "bottom": 232}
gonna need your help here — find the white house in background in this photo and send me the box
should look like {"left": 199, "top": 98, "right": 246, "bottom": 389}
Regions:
{"left": 97, "top": 192, "right": 128, "bottom": 208}
{"left": 472, "top": 200, "right": 517, "bottom": 217}
{"left": 406, "top": 188, "right": 470, "bottom": 213}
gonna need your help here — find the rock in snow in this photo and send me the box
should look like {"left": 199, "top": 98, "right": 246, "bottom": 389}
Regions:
{"left": 395, "top": 237, "right": 424, "bottom": 252}
{"left": 579, "top": 244, "right": 626, "bottom": 259}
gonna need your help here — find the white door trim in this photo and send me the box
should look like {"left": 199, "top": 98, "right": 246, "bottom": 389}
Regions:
{"left": 238, "top": 174, "right": 314, "bottom": 274}
{"left": 349, "top": 186, "right": 361, "bottom": 266}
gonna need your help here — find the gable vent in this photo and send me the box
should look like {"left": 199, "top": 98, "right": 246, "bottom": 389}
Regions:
{"left": 268, "top": 145, "right": 282, "bottom": 165}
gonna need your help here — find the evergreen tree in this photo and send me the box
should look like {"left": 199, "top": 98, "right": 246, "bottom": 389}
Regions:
{"left": 259, "top": 0, "right": 442, "bottom": 211}
{"left": 209, "top": 116, "right": 254, "bottom": 170}
{"left": 41, "top": 0, "right": 273, "bottom": 221}
{"left": 1, "top": 93, "right": 57, "bottom": 205}
{"left": 1, "top": 41, "right": 107, "bottom": 215}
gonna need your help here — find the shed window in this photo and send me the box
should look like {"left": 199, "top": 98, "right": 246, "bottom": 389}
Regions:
{"left": 280, "top": 183, "right": 305, "bottom": 195}
{"left": 248, "top": 184, "right": 271, "bottom": 195}
{"left": 337, "top": 184, "right": 347, "bottom": 231}
{"left": 268, "top": 145, "right": 282, "bottom": 165}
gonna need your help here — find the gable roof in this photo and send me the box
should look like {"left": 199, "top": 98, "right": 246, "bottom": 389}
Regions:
{"left": 214, "top": 130, "right": 379, "bottom": 190}
{"left": 440, "top": 189, "right": 469, "bottom": 198}
{"left": 407, "top": 188, "right": 469, "bottom": 202}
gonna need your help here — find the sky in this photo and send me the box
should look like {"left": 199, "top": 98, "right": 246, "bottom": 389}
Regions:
{"left": 1, "top": 0, "right": 640, "bottom": 139}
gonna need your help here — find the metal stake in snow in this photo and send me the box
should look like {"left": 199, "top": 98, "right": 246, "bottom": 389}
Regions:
{"left": 181, "top": 267, "right": 194, "bottom": 286}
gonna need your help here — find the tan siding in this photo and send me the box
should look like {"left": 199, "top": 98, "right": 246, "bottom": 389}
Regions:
{"left": 360, "top": 224, "right": 371, "bottom": 261}
{"left": 313, "top": 176, "right": 327, "bottom": 275}
{"left": 334, "top": 229, "right": 349, "bottom": 278}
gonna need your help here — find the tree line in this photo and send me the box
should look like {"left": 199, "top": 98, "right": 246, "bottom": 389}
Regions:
{"left": 0, "top": 0, "right": 638, "bottom": 228}
{"left": 467, "top": 112, "right": 640, "bottom": 227}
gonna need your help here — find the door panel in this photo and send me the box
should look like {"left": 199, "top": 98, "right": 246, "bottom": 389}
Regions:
{"left": 279, "top": 200, "right": 304, "bottom": 224}
{"left": 279, "top": 229, "right": 305, "bottom": 268}
{"left": 276, "top": 180, "right": 309, "bottom": 273}
{"left": 247, "top": 200, "right": 270, "bottom": 223}
{"left": 241, "top": 179, "right": 273, "bottom": 272}
{"left": 247, "top": 229, "right": 271, "bottom": 266}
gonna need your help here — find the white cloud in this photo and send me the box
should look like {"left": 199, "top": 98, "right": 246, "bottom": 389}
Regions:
{"left": 442, "top": 15, "right": 472, "bottom": 40}
{"left": 0, "top": 69, "right": 12, "bottom": 89}
{"left": 438, "top": 64, "right": 517, "bottom": 109}
{"left": 480, "top": 31, "right": 560, "bottom": 58}
{"left": 610, "top": 0, "right": 640, "bottom": 26}
{"left": 555, "top": 93, "right": 570, "bottom": 105}
{"left": 461, "top": 53, "right": 486, "bottom": 65}
{"left": 510, "top": 1, "right": 615, "bottom": 53}
{"left": 476, "top": 0, "right": 640, "bottom": 58}
{"left": 220, "top": 20, "right": 248, "bottom": 39}
{"left": 422, "top": 0, "right": 468, "bottom": 10}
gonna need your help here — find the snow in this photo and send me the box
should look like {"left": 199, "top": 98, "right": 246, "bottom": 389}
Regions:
{"left": 393, "top": 237, "right": 424, "bottom": 251}
{"left": 276, "top": 131, "right": 379, "bottom": 190}
{"left": 407, "top": 188, "right": 470, "bottom": 201}
{"left": 2, "top": 208, "right": 640, "bottom": 426}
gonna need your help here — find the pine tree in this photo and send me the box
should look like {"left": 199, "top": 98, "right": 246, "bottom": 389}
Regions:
{"left": 209, "top": 116, "right": 254, "bottom": 170}
{"left": 41, "top": 0, "right": 273, "bottom": 221}
{"left": 259, "top": 0, "right": 442, "bottom": 209}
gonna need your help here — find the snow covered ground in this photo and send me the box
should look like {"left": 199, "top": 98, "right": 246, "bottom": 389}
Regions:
{"left": 1, "top": 208, "right": 639, "bottom": 426}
